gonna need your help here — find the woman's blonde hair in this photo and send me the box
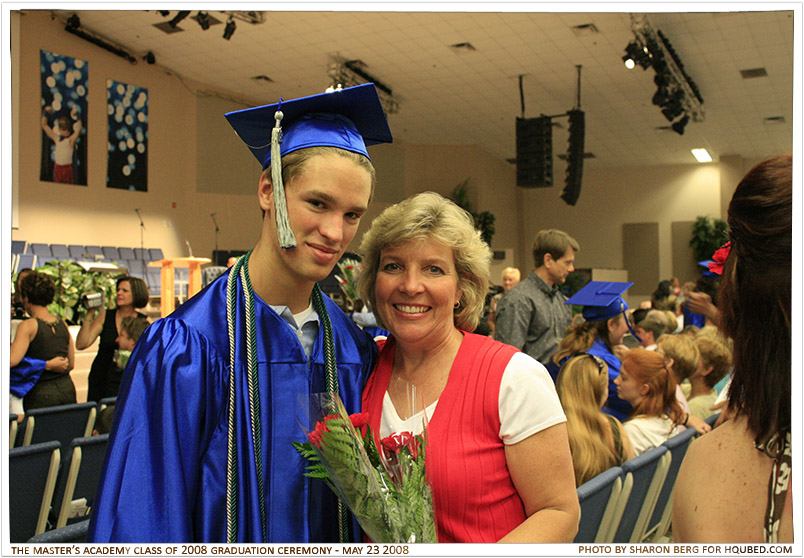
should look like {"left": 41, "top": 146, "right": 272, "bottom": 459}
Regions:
{"left": 656, "top": 333, "right": 701, "bottom": 383}
{"left": 357, "top": 192, "right": 491, "bottom": 331}
{"left": 556, "top": 354, "right": 622, "bottom": 486}
{"left": 622, "top": 349, "right": 683, "bottom": 424}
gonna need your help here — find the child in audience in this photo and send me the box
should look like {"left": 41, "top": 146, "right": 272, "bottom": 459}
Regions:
{"left": 93, "top": 406, "right": 115, "bottom": 435}
{"left": 104, "top": 316, "right": 149, "bottom": 399}
{"left": 615, "top": 349, "right": 683, "bottom": 456}
{"left": 557, "top": 353, "right": 634, "bottom": 485}
{"left": 656, "top": 334, "right": 710, "bottom": 434}
{"left": 686, "top": 335, "right": 732, "bottom": 421}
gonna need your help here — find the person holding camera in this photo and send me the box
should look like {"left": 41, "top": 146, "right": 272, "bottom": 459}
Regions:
{"left": 76, "top": 275, "right": 149, "bottom": 403}
{"left": 10, "top": 271, "right": 76, "bottom": 411}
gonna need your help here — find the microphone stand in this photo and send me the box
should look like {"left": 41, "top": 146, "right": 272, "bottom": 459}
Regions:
{"left": 135, "top": 208, "right": 149, "bottom": 287}
{"left": 210, "top": 213, "right": 220, "bottom": 264}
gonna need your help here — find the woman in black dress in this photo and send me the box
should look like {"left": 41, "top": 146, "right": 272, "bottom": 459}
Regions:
{"left": 75, "top": 275, "right": 149, "bottom": 402}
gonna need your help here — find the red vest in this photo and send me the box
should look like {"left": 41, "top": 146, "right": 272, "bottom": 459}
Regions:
{"left": 362, "top": 332, "right": 526, "bottom": 543}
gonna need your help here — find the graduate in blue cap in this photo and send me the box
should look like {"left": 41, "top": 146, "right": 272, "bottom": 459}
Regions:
{"left": 552, "top": 281, "right": 641, "bottom": 421}
{"left": 89, "top": 84, "right": 392, "bottom": 543}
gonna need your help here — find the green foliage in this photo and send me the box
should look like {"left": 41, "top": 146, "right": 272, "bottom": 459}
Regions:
{"left": 23, "top": 259, "right": 118, "bottom": 324}
{"left": 690, "top": 216, "right": 729, "bottom": 263}
{"left": 449, "top": 179, "right": 496, "bottom": 246}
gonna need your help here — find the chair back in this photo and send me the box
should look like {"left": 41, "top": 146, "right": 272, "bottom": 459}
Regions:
{"left": 149, "top": 248, "right": 164, "bottom": 261}
{"left": 118, "top": 247, "right": 136, "bottom": 260}
{"left": 27, "top": 519, "right": 90, "bottom": 543}
{"left": 51, "top": 434, "right": 110, "bottom": 528}
{"left": 29, "top": 243, "right": 53, "bottom": 261}
{"left": 68, "top": 245, "right": 87, "bottom": 260}
{"left": 10, "top": 414, "right": 18, "bottom": 449}
{"left": 12, "top": 240, "right": 27, "bottom": 255}
{"left": 643, "top": 427, "right": 698, "bottom": 541}
{"left": 705, "top": 412, "right": 720, "bottom": 427}
{"left": 202, "top": 266, "right": 227, "bottom": 287}
{"left": 610, "top": 444, "right": 670, "bottom": 543}
{"left": 15, "top": 253, "right": 37, "bottom": 273}
{"left": 23, "top": 402, "right": 97, "bottom": 459}
{"left": 126, "top": 259, "right": 145, "bottom": 279}
{"left": 9, "top": 440, "right": 61, "bottom": 542}
{"left": 574, "top": 466, "right": 623, "bottom": 543}
{"left": 50, "top": 244, "right": 70, "bottom": 260}
{"left": 102, "top": 246, "right": 120, "bottom": 261}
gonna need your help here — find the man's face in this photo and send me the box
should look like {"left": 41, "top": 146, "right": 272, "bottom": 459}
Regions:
{"left": 635, "top": 327, "right": 654, "bottom": 347}
{"left": 501, "top": 271, "right": 519, "bottom": 292}
{"left": 261, "top": 153, "right": 372, "bottom": 288}
{"left": 545, "top": 248, "right": 575, "bottom": 286}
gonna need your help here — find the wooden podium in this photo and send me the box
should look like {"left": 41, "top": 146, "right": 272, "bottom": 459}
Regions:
{"left": 148, "top": 257, "right": 212, "bottom": 317}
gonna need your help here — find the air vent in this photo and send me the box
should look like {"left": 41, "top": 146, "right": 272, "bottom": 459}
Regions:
{"left": 740, "top": 67, "right": 768, "bottom": 79}
{"left": 251, "top": 75, "right": 273, "bottom": 83}
{"left": 450, "top": 42, "right": 476, "bottom": 52}
{"left": 571, "top": 23, "right": 599, "bottom": 36}
{"left": 764, "top": 116, "right": 786, "bottom": 124}
{"left": 152, "top": 21, "right": 184, "bottom": 34}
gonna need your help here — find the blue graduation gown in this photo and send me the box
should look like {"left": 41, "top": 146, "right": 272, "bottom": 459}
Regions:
{"left": 589, "top": 338, "right": 633, "bottom": 422}
{"left": 87, "top": 269, "right": 376, "bottom": 543}
{"left": 10, "top": 356, "right": 47, "bottom": 398}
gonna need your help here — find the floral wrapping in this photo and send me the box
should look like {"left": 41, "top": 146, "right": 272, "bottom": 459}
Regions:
{"left": 293, "top": 393, "right": 437, "bottom": 543}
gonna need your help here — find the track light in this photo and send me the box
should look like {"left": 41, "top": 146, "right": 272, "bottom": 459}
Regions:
{"left": 223, "top": 18, "right": 236, "bottom": 40}
{"left": 65, "top": 14, "right": 80, "bottom": 31}
{"left": 196, "top": 11, "right": 210, "bottom": 30}
{"left": 671, "top": 114, "right": 690, "bottom": 135}
{"left": 143, "top": 51, "right": 156, "bottom": 64}
{"left": 168, "top": 11, "right": 190, "bottom": 29}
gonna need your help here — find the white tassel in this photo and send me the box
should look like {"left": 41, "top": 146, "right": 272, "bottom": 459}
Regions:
{"left": 271, "top": 109, "right": 296, "bottom": 249}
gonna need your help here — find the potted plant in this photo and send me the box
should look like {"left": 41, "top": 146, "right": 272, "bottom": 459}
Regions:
{"left": 22, "top": 259, "right": 118, "bottom": 324}
{"left": 449, "top": 179, "right": 496, "bottom": 245}
{"left": 689, "top": 216, "right": 728, "bottom": 264}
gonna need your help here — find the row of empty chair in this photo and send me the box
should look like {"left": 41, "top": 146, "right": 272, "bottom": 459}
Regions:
{"left": 574, "top": 415, "right": 720, "bottom": 544}
{"left": 13, "top": 241, "right": 164, "bottom": 264}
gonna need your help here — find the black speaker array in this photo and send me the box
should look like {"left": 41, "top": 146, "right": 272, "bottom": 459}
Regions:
{"left": 561, "top": 110, "right": 585, "bottom": 206}
{"left": 515, "top": 116, "right": 553, "bottom": 188}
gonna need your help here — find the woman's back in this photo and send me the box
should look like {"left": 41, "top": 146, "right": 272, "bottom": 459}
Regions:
{"left": 673, "top": 417, "right": 792, "bottom": 542}
{"left": 26, "top": 317, "right": 70, "bottom": 380}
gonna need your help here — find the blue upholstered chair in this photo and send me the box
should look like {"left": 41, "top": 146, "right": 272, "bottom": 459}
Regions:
{"left": 575, "top": 466, "right": 624, "bottom": 543}
{"left": 9, "top": 440, "right": 61, "bottom": 542}
{"left": 22, "top": 402, "right": 97, "bottom": 460}
{"left": 50, "top": 434, "right": 110, "bottom": 528}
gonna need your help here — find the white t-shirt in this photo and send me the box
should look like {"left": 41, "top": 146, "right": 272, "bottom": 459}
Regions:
{"left": 380, "top": 351, "right": 566, "bottom": 444}
{"left": 623, "top": 415, "right": 679, "bottom": 456}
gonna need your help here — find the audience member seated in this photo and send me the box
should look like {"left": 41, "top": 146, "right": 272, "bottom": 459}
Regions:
{"left": 76, "top": 275, "right": 150, "bottom": 403}
{"left": 634, "top": 315, "right": 665, "bottom": 350}
{"left": 103, "top": 316, "right": 150, "bottom": 400}
{"left": 685, "top": 334, "right": 732, "bottom": 421}
{"left": 11, "top": 268, "right": 33, "bottom": 321}
{"left": 656, "top": 334, "right": 710, "bottom": 435}
{"left": 615, "top": 349, "right": 683, "bottom": 456}
{"left": 93, "top": 406, "right": 115, "bottom": 435}
{"left": 10, "top": 271, "right": 76, "bottom": 412}
{"left": 552, "top": 281, "right": 638, "bottom": 421}
{"left": 487, "top": 266, "right": 520, "bottom": 336}
{"left": 674, "top": 155, "right": 792, "bottom": 543}
{"left": 556, "top": 353, "right": 634, "bottom": 486}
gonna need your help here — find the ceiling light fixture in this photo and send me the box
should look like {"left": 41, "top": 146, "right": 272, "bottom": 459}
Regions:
{"left": 691, "top": 148, "right": 713, "bottom": 163}
{"left": 168, "top": 11, "right": 191, "bottom": 29}
{"left": 196, "top": 11, "right": 211, "bottom": 30}
{"left": 223, "top": 17, "right": 236, "bottom": 40}
{"left": 624, "top": 14, "right": 704, "bottom": 135}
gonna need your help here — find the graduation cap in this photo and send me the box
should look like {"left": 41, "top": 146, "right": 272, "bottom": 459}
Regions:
{"left": 225, "top": 83, "right": 393, "bottom": 248}
{"left": 566, "top": 281, "right": 642, "bottom": 343}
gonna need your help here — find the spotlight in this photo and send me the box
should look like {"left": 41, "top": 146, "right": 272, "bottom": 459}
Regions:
{"left": 143, "top": 51, "right": 156, "bottom": 64}
{"left": 196, "top": 11, "right": 210, "bottom": 30}
{"left": 223, "top": 18, "right": 236, "bottom": 40}
{"left": 168, "top": 10, "right": 190, "bottom": 29}
{"left": 671, "top": 114, "right": 690, "bottom": 135}
{"left": 652, "top": 88, "right": 669, "bottom": 107}
{"left": 65, "top": 14, "right": 80, "bottom": 30}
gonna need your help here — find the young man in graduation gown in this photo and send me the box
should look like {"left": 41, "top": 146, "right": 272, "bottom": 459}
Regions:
{"left": 88, "top": 84, "right": 392, "bottom": 543}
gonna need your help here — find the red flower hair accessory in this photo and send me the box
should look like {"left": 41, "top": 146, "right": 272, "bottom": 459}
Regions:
{"left": 708, "top": 241, "right": 731, "bottom": 275}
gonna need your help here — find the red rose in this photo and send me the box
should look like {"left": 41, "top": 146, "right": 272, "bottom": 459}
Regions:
{"left": 708, "top": 241, "right": 731, "bottom": 275}
{"left": 381, "top": 432, "right": 418, "bottom": 459}
{"left": 349, "top": 412, "right": 369, "bottom": 429}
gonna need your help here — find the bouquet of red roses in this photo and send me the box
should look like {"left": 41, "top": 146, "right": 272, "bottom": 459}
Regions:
{"left": 292, "top": 393, "right": 437, "bottom": 543}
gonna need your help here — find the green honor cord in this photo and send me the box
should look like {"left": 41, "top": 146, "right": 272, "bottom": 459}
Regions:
{"left": 225, "top": 252, "right": 347, "bottom": 542}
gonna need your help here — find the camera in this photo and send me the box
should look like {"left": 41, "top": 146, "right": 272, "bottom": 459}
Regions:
{"left": 81, "top": 292, "right": 104, "bottom": 310}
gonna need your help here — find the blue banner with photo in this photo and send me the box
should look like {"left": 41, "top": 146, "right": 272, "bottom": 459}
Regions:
{"left": 107, "top": 80, "right": 148, "bottom": 191}
{"left": 40, "top": 49, "right": 88, "bottom": 185}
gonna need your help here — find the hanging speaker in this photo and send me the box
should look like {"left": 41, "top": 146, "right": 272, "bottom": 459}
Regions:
{"left": 516, "top": 116, "right": 553, "bottom": 187}
{"left": 561, "top": 110, "right": 585, "bottom": 205}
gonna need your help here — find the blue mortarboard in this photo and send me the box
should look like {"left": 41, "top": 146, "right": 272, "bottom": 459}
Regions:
{"left": 697, "top": 260, "right": 716, "bottom": 277}
{"left": 566, "top": 281, "right": 642, "bottom": 342}
{"left": 225, "top": 83, "right": 393, "bottom": 248}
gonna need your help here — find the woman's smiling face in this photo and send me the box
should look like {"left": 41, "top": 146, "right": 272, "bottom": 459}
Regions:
{"left": 374, "top": 238, "right": 462, "bottom": 348}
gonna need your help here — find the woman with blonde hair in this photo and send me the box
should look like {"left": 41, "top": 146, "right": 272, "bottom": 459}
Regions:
{"left": 615, "top": 348, "right": 683, "bottom": 456}
{"left": 557, "top": 353, "right": 634, "bottom": 486}
{"left": 359, "top": 191, "right": 579, "bottom": 542}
